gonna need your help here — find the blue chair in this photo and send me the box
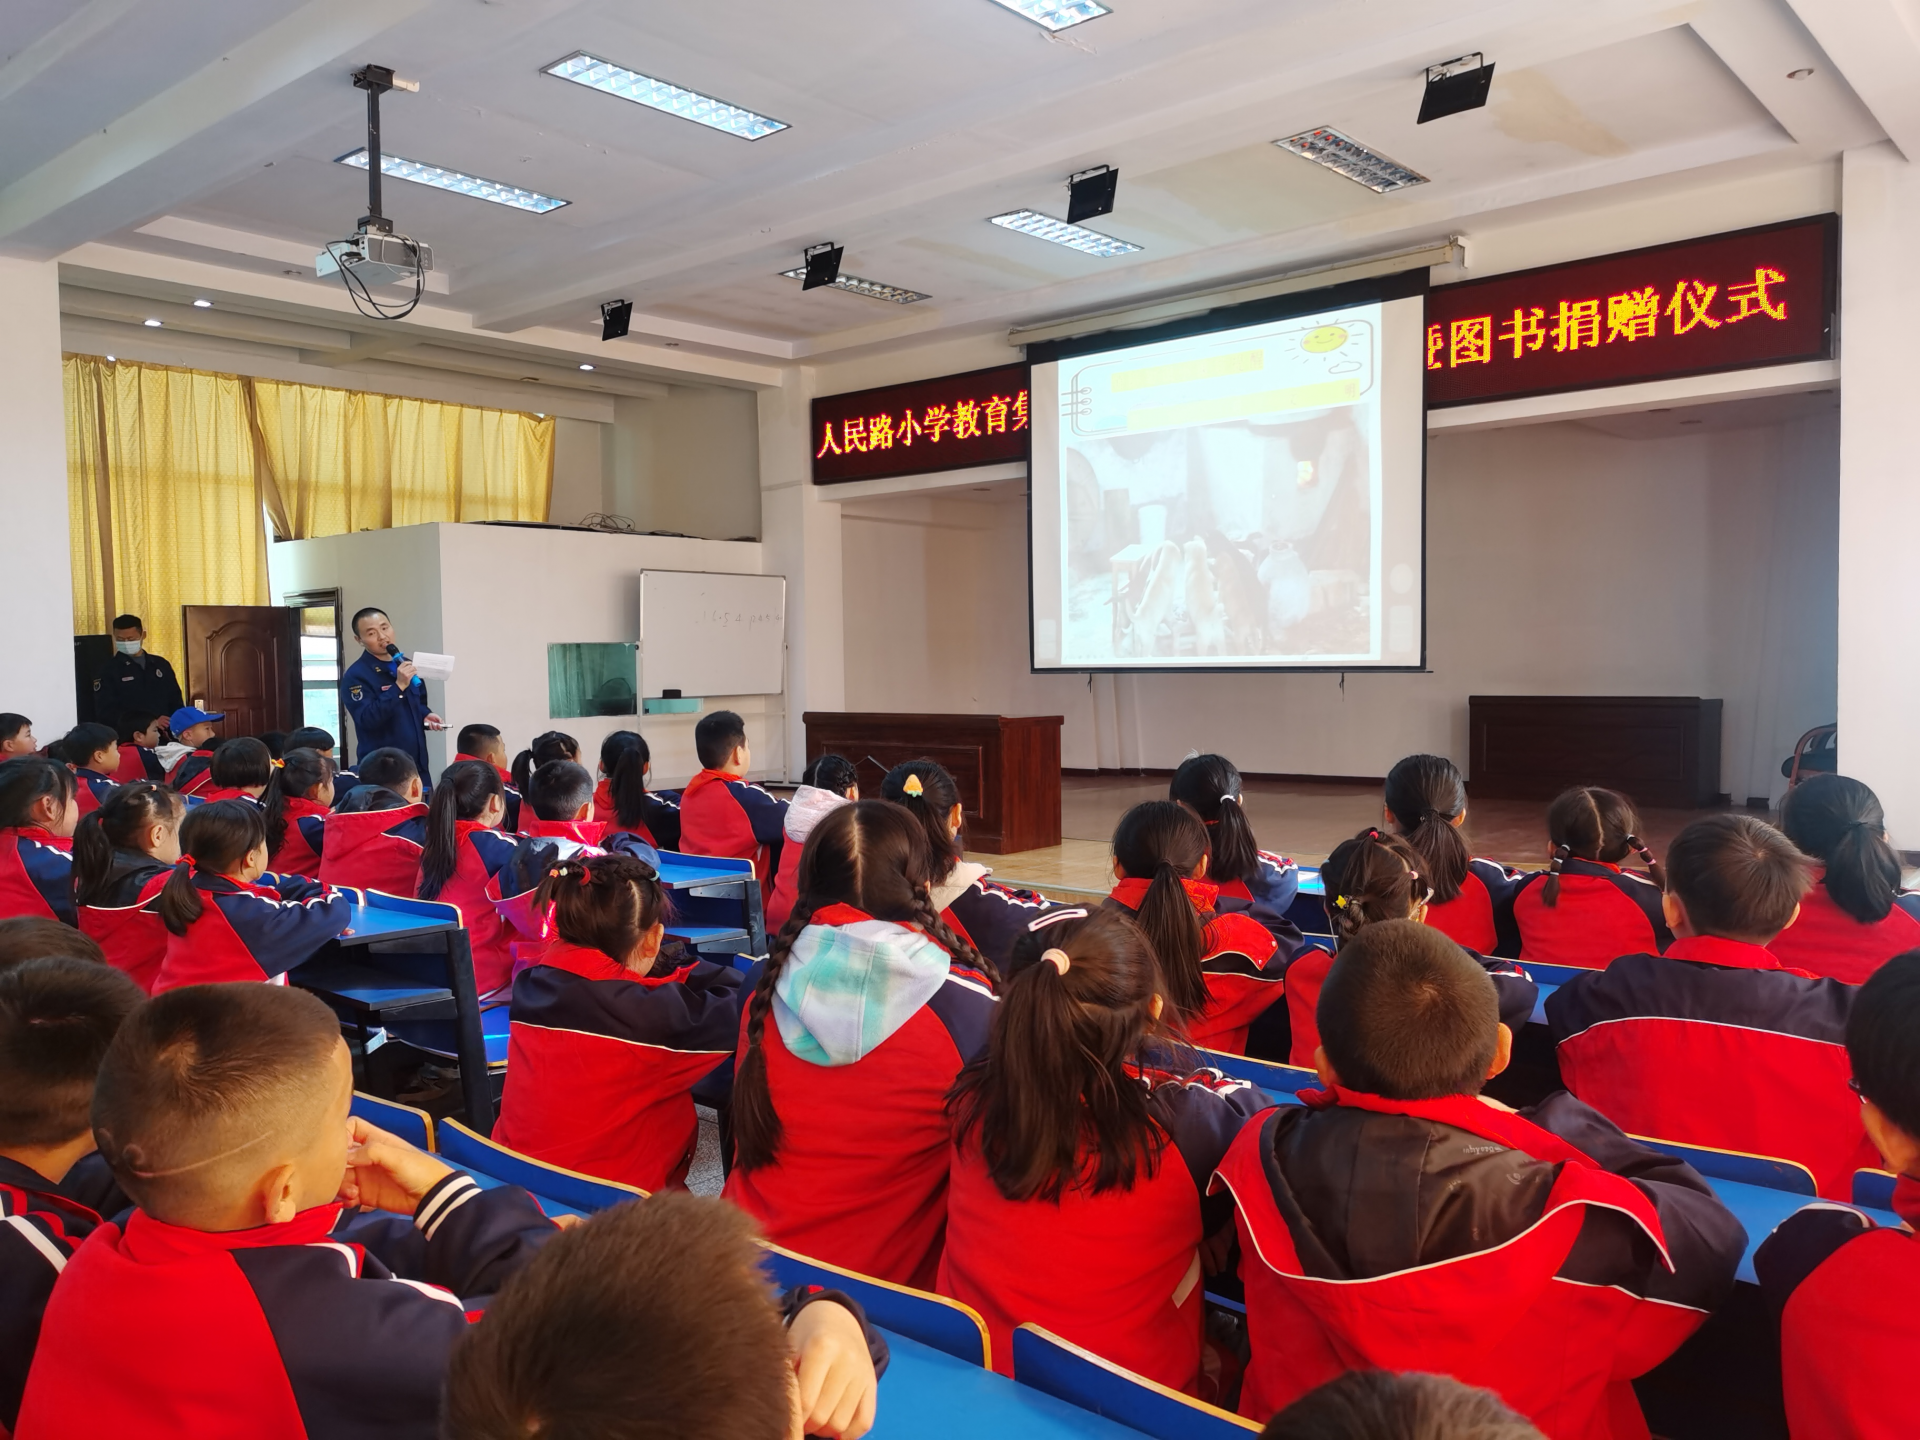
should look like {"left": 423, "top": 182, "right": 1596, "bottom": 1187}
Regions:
{"left": 1011, "top": 1325, "right": 1259, "bottom": 1438}
{"left": 1286, "top": 866, "right": 1331, "bottom": 937}
{"left": 351, "top": 1091, "right": 436, "bottom": 1151}
{"left": 1853, "top": 1168, "right": 1898, "bottom": 1210}
{"left": 1631, "top": 1136, "right": 1818, "bottom": 1196}
{"left": 436, "top": 1118, "right": 645, "bottom": 1218}
{"left": 654, "top": 850, "right": 766, "bottom": 961}
{"left": 759, "top": 1242, "right": 991, "bottom": 1368}
{"left": 1194, "top": 1048, "right": 1317, "bottom": 1098}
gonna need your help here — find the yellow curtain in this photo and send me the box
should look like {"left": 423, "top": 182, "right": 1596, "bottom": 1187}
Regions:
{"left": 64, "top": 356, "right": 269, "bottom": 667}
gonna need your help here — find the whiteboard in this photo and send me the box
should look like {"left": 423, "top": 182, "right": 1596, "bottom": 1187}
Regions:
{"left": 637, "top": 570, "right": 786, "bottom": 698}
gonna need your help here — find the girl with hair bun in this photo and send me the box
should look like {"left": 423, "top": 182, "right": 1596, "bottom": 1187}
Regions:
{"left": 1381, "top": 754, "right": 1523, "bottom": 956}
{"left": 1772, "top": 773, "right": 1920, "bottom": 982}
{"left": 940, "top": 906, "right": 1267, "bottom": 1393}
{"left": 1509, "top": 786, "right": 1669, "bottom": 970}
{"left": 1170, "top": 754, "right": 1305, "bottom": 955}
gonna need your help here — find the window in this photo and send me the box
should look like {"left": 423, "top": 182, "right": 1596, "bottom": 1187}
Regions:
{"left": 548, "top": 643, "right": 638, "bottom": 718}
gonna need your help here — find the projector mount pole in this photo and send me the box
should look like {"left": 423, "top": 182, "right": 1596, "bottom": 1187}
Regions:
{"left": 353, "top": 64, "right": 396, "bottom": 237}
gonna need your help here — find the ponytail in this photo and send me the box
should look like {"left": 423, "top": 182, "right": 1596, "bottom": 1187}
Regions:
{"left": 1382, "top": 754, "right": 1471, "bottom": 905}
{"left": 1783, "top": 773, "right": 1902, "bottom": 924}
{"left": 1541, "top": 844, "right": 1572, "bottom": 909}
{"left": 1112, "top": 801, "right": 1210, "bottom": 1026}
{"left": 418, "top": 760, "right": 503, "bottom": 900}
{"left": 1321, "top": 828, "right": 1425, "bottom": 943}
{"left": 609, "top": 743, "right": 652, "bottom": 831}
{"left": 157, "top": 800, "right": 265, "bottom": 936}
{"left": 1543, "top": 785, "right": 1651, "bottom": 907}
{"left": 73, "top": 782, "right": 184, "bottom": 907}
{"left": 154, "top": 863, "right": 203, "bottom": 936}
{"left": 1169, "top": 753, "right": 1259, "bottom": 884}
{"left": 509, "top": 750, "right": 534, "bottom": 792}
{"left": 538, "top": 851, "right": 673, "bottom": 966}
{"left": 803, "top": 753, "right": 859, "bottom": 797}
{"left": 512, "top": 730, "right": 579, "bottom": 794}
{"left": 880, "top": 760, "right": 962, "bottom": 883}
{"left": 71, "top": 815, "right": 115, "bottom": 906}
{"left": 263, "top": 747, "right": 333, "bottom": 857}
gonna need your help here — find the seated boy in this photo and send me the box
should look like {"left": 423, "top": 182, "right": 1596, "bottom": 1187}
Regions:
{"left": 491, "top": 763, "right": 660, "bottom": 961}
{"left": 1262, "top": 1371, "right": 1544, "bottom": 1440}
{"left": 455, "top": 723, "right": 520, "bottom": 830}
{"left": 318, "top": 747, "right": 429, "bottom": 896}
{"left": 1547, "top": 814, "right": 1866, "bottom": 1197}
{"left": 679, "top": 710, "right": 786, "bottom": 890}
{"left": 161, "top": 707, "right": 224, "bottom": 796}
{"left": 0, "top": 918, "right": 107, "bottom": 971}
{"left": 519, "top": 759, "right": 605, "bottom": 849}
{"left": 16, "top": 983, "right": 560, "bottom": 1440}
{"left": 0, "top": 716, "right": 36, "bottom": 759}
{"left": 110, "top": 713, "right": 168, "bottom": 783}
{"left": 1754, "top": 950, "right": 1920, "bottom": 1440}
{"left": 1214, "top": 919, "right": 1742, "bottom": 1435}
{"left": 444, "top": 1191, "right": 885, "bottom": 1440}
{"left": 0, "top": 959, "right": 143, "bottom": 1433}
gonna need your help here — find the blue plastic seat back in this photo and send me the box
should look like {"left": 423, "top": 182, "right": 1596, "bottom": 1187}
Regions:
{"left": 1010, "top": 1325, "right": 1259, "bottom": 1438}
{"left": 759, "top": 1243, "right": 990, "bottom": 1368}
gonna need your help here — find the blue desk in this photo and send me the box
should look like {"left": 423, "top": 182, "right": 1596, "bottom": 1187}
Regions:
{"left": 1529, "top": 982, "right": 1557, "bottom": 1026}
{"left": 1710, "top": 1178, "right": 1900, "bottom": 1285}
{"left": 870, "top": 1330, "right": 1142, "bottom": 1439}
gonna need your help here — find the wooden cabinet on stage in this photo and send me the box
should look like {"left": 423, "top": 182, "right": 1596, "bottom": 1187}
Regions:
{"left": 801, "top": 712, "right": 1063, "bottom": 854}
{"left": 1468, "top": 695, "right": 1724, "bottom": 808}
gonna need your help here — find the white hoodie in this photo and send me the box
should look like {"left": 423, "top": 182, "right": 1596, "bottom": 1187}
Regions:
{"left": 783, "top": 784, "right": 853, "bottom": 846}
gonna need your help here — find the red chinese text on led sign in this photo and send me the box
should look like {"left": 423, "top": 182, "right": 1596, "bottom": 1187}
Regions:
{"left": 811, "top": 364, "right": 1031, "bottom": 484}
{"left": 1424, "top": 215, "right": 1834, "bottom": 407}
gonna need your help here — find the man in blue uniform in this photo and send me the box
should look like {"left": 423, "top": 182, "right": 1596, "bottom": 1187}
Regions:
{"left": 91, "top": 615, "right": 184, "bottom": 728}
{"left": 339, "top": 607, "right": 443, "bottom": 775}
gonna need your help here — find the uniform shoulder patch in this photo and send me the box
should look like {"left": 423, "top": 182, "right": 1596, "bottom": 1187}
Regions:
{"left": 349, "top": 685, "right": 364, "bottom": 701}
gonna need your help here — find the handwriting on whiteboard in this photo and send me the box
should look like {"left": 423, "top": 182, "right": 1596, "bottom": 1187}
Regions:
{"left": 697, "top": 609, "right": 782, "bottom": 628}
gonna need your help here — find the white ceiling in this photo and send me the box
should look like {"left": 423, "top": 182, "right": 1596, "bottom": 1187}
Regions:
{"left": 5, "top": 0, "right": 1917, "bottom": 393}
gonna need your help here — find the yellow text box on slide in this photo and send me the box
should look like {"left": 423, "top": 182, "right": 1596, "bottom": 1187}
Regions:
{"left": 1109, "top": 349, "right": 1264, "bottom": 393}
{"left": 1128, "top": 377, "right": 1361, "bottom": 430}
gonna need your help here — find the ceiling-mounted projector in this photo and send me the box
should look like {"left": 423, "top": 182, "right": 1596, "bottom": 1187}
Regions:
{"left": 317, "top": 64, "right": 431, "bottom": 319}
{"left": 316, "top": 232, "right": 434, "bottom": 289}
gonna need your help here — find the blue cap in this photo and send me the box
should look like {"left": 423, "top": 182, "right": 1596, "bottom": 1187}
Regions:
{"left": 169, "top": 706, "right": 225, "bottom": 732}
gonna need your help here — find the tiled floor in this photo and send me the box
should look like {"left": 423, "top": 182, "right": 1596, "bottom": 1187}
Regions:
{"left": 973, "top": 775, "right": 1742, "bottom": 900}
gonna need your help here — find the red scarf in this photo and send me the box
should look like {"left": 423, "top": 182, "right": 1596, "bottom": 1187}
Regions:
{"left": 1109, "top": 875, "right": 1219, "bottom": 914}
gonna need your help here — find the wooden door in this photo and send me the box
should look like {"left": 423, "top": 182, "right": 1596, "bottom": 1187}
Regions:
{"left": 182, "top": 606, "right": 302, "bottom": 738}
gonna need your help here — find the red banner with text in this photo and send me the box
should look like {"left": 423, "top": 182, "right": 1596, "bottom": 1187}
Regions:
{"left": 811, "top": 364, "right": 1031, "bottom": 483}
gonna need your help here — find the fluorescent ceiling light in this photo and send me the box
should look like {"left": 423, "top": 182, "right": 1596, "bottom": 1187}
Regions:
{"left": 989, "top": 209, "right": 1141, "bottom": 257}
{"left": 143, "top": 318, "right": 162, "bottom": 327}
{"left": 986, "top": 0, "right": 1110, "bottom": 31}
{"left": 1273, "top": 127, "right": 1427, "bottom": 193}
{"left": 579, "top": 363, "right": 595, "bottom": 371}
{"left": 543, "top": 52, "right": 787, "bottom": 140}
{"left": 779, "top": 268, "right": 931, "bottom": 304}
{"left": 336, "top": 149, "right": 569, "bottom": 213}
{"left": 192, "top": 298, "right": 212, "bottom": 308}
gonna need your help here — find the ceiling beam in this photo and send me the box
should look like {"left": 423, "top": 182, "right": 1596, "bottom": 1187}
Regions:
{"left": 1781, "top": 0, "right": 1920, "bottom": 161}
{"left": 0, "top": 0, "right": 144, "bottom": 109}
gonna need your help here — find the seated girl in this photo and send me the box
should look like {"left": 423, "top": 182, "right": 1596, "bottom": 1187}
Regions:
{"left": 766, "top": 753, "right": 857, "bottom": 934}
{"left": 1509, "top": 787, "right": 1669, "bottom": 969}
{"left": 262, "top": 747, "right": 335, "bottom": 879}
{"left": 73, "top": 782, "right": 185, "bottom": 992}
{"left": 416, "top": 760, "right": 535, "bottom": 998}
{"left": 1771, "top": 773, "right": 1920, "bottom": 982}
{"left": 493, "top": 852, "right": 744, "bottom": 1192}
{"left": 724, "top": 800, "right": 995, "bottom": 1288}
{"left": 595, "top": 732, "right": 682, "bottom": 850}
{"left": 1103, "top": 801, "right": 1283, "bottom": 1055}
{"left": 1382, "top": 754, "right": 1522, "bottom": 956}
{"left": 0, "top": 759, "right": 78, "bottom": 924}
{"left": 939, "top": 906, "right": 1268, "bottom": 1394}
{"left": 1170, "top": 754, "right": 1304, "bottom": 956}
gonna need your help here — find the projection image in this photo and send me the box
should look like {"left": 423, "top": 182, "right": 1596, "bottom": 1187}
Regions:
{"left": 1029, "top": 286, "right": 1426, "bottom": 671}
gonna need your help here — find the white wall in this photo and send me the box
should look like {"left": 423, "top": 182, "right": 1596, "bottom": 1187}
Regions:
{"left": 0, "top": 258, "right": 78, "bottom": 732}
{"left": 547, "top": 418, "right": 605, "bottom": 526}
{"left": 606, "top": 386, "right": 762, "bottom": 540}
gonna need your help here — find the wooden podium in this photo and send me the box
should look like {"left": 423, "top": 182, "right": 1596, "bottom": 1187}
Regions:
{"left": 801, "top": 712, "right": 1063, "bottom": 854}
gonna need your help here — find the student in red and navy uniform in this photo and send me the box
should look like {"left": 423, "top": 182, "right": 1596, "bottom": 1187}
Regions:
{"left": 940, "top": 906, "right": 1268, "bottom": 1393}
{"left": 883, "top": 760, "right": 1065, "bottom": 976}
{"left": 494, "top": 852, "right": 743, "bottom": 1192}
{"left": 1772, "top": 773, "right": 1920, "bottom": 982}
{"left": 454, "top": 723, "right": 522, "bottom": 833}
{"left": 1102, "top": 801, "right": 1283, "bottom": 1055}
{"left": 416, "top": 761, "right": 537, "bottom": 999}
{"left": 0, "top": 760, "right": 79, "bottom": 927}
{"left": 1171, "top": 754, "right": 1305, "bottom": 956}
{"left": 109, "top": 713, "right": 169, "bottom": 784}
{"left": 1383, "top": 754, "right": 1523, "bottom": 957}
{"left": 595, "top": 730, "right": 682, "bottom": 850}
{"left": 319, "top": 747, "right": 428, "bottom": 896}
{"left": 285, "top": 727, "right": 357, "bottom": 804}
{"left": 680, "top": 710, "right": 787, "bottom": 892}
{"left": 508, "top": 728, "right": 580, "bottom": 795}
{"left": 1547, "top": 814, "right": 1870, "bottom": 1198}
{"left": 262, "top": 747, "right": 335, "bottom": 880}
{"left": 150, "top": 799, "right": 355, "bottom": 991}
{"left": 72, "top": 782, "right": 185, "bottom": 993}
{"left": 1511, "top": 786, "right": 1670, "bottom": 970}
{"left": 1214, "top": 920, "right": 1743, "bottom": 1435}
{"left": 1755, "top": 951, "right": 1920, "bottom": 1440}
{"left": 195, "top": 735, "right": 272, "bottom": 806}
{"left": 56, "top": 724, "right": 120, "bottom": 820}
{"left": 0, "top": 716, "right": 36, "bottom": 761}
{"left": 0, "top": 957, "right": 142, "bottom": 1436}
{"left": 725, "top": 801, "right": 996, "bottom": 1288}
{"left": 161, "top": 706, "right": 223, "bottom": 797}
{"left": 1285, "top": 828, "right": 1536, "bottom": 1069}
{"left": 767, "top": 755, "right": 858, "bottom": 935}
{"left": 15, "top": 983, "right": 562, "bottom": 1440}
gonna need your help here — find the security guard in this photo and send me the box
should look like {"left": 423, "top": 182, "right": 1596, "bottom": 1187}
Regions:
{"left": 339, "top": 606, "right": 443, "bottom": 776}
{"left": 92, "top": 614, "right": 184, "bottom": 728}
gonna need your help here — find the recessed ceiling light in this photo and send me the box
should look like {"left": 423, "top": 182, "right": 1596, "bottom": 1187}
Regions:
{"left": 985, "top": 0, "right": 1110, "bottom": 31}
{"left": 542, "top": 52, "right": 787, "bottom": 140}
{"left": 1274, "top": 127, "right": 1427, "bottom": 193}
{"left": 989, "top": 209, "right": 1141, "bottom": 257}
{"left": 192, "top": 298, "right": 212, "bottom": 308}
{"left": 778, "top": 268, "right": 931, "bottom": 303}
{"left": 143, "top": 318, "right": 162, "bottom": 327}
{"left": 579, "top": 363, "right": 595, "bottom": 371}
{"left": 336, "top": 148, "right": 569, "bottom": 213}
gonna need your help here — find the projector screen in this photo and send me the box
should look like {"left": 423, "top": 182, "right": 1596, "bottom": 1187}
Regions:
{"left": 1028, "top": 275, "right": 1427, "bottom": 672}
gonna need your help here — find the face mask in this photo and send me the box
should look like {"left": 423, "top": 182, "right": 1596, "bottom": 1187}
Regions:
{"left": 115, "top": 640, "right": 142, "bottom": 655}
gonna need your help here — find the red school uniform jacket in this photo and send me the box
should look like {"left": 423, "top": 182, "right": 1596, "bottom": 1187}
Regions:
{"left": 1283, "top": 942, "right": 1537, "bottom": 1070}
{"left": 267, "top": 797, "right": 331, "bottom": 881}
{"left": 1766, "top": 873, "right": 1920, "bottom": 984}
{"left": 1106, "top": 878, "right": 1283, "bottom": 1055}
{"left": 937, "top": 865, "right": 1070, "bottom": 979}
{"left": 1213, "top": 1088, "right": 1744, "bottom": 1437}
{"left": 110, "top": 745, "right": 164, "bottom": 784}
{"left": 1424, "top": 856, "right": 1523, "bottom": 956}
{"left": 592, "top": 780, "right": 682, "bottom": 851}
{"left": 70, "top": 767, "right": 118, "bottom": 821}
{"left": 13, "top": 1174, "right": 556, "bottom": 1440}
{"left": 417, "top": 822, "right": 537, "bottom": 998}
{"left": 318, "top": 802, "right": 429, "bottom": 897}
{"left": 1754, "top": 1177, "right": 1920, "bottom": 1440}
{"left": 77, "top": 851, "right": 173, "bottom": 993}
{"left": 722, "top": 904, "right": 996, "bottom": 1289}
{"left": 1546, "top": 935, "right": 1872, "bottom": 1198}
{"left": 939, "top": 1066, "right": 1267, "bottom": 1387}
{"left": 165, "top": 748, "right": 215, "bottom": 797}
{"left": 1512, "top": 859, "right": 1671, "bottom": 971}
{"left": 678, "top": 770, "right": 786, "bottom": 888}
{"left": 149, "top": 870, "right": 355, "bottom": 991}
{"left": 493, "top": 939, "right": 744, "bottom": 1192}
{"left": 0, "top": 828, "right": 75, "bottom": 926}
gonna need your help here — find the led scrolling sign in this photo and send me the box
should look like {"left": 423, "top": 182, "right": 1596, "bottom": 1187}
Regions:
{"left": 1424, "top": 214, "right": 1836, "bottom": 407}
{"left": 811, "top": 363, "right": 1031, "bottom": 484}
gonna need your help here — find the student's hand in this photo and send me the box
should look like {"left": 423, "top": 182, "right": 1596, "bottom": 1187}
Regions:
{"left": 787, "top": 1299, "right": 878, "bottom": 1440}
{"left": 339, "top": 1117, "right": 456, "bottom": 1215}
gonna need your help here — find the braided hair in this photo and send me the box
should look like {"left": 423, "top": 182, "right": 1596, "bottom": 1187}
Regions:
{"left": 1169, "top": 754, "right": 1259, "bottom": 885}
{"left": 1382, "top": 754, "right": 1472, "bottom": 905}
{"left": 1320, "top": 828, "right": 1427, "bottom": 947}
{"left": 732, "top": 800, "right": 987, "bottom": 1174}
{"left": 535, "top": 852, "right": 674, "bottom": 970}
{"left": 1541, "top": 786, "right": 1663, "bottom": 908}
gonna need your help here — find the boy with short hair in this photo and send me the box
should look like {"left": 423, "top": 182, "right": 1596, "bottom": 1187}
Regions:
{"left": 319, "top": 747, "right": 429, "bottom": 897}
{"left": 0, "top": 918, "right": 107, "bottom": 972}
{"left": 15, "top": 983, "right": 560, "bottom": 1440}
{"left": 1755, "top": 950, "right": 1920, "bottom": 1440}
{"left": 0, "top": 958, "right": 143, "bottom": 1434}
{"left": 443, "top": 1192, "right": 885, "bottom": 1440}
{"left": 1214, "top": 919, "right": 1742, "bottom": 1436}
{"left": 491, "top": 762, "right": 660, "bottom": 958}
{"left": 455, "top": 724, "right": 519, "bottom": 829}
{"left": 162, "top": 707, "right": 225, "bottom": 797}
{"left": 0, "top": 716, "right": 36, "bottom": 758}
{"left": 679, "top": 710, "right": 787, "bottom": 890}
{"left": 110, "top": 712, "right": 169, "bottom": 783}
{"left": 1547, "top": 813, "right": 1866, "bottom": 1197}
